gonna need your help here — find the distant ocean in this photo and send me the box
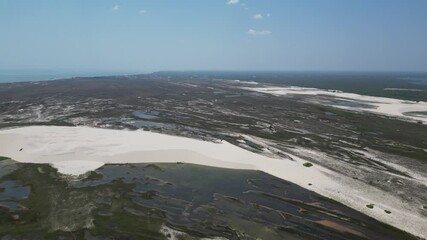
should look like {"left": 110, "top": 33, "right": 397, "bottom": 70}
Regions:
{"left": 1, "top": 70, "right": 426, "bottom": 84}
{"left": 0, "top": 70, "right": 141, "bottom": 83}
{"left": 400, "top": 77, "right": 427, "bottom": 84}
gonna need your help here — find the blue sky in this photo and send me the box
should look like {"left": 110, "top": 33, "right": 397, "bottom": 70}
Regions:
{"left": 0, "top": 0, "right": 426, "bottom": 72}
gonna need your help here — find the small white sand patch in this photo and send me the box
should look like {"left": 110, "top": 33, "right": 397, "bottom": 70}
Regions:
{"left": 230, "top": 80, "right": 259, "bottom": 85}
{"left": 243, "top": 86, "right": 427, "bottom": 123}
{"left": 160, "top": 225, "right": 227, "bottom": 240}
{"left": 51, "top": 161, "right": 105, "bottom": 175}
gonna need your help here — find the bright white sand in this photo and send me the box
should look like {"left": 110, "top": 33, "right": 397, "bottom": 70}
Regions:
{"left": 0, "top": 126, "right": 425, "bottom": 239}
{"left": 244, "top": 86, "right": 427, "bottom": 123}
{"left": 51, "top": 160, "right": 105, "bottom": 175}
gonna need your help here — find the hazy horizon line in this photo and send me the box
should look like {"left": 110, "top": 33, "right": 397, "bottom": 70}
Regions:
{"left": 1, "top": 69, "right": 427, "bottom": 74}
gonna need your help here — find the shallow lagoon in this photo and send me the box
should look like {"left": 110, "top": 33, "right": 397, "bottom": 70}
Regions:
{"left": 132, "top": 111, "right": 160, "bottom": 120}
{"left": 0, "top": 158, "right": 418, "bottom": 240}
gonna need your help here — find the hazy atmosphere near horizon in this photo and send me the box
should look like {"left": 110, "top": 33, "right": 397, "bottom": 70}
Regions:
{"left": 1, "top": 0, "right": 427, "bottom": 73}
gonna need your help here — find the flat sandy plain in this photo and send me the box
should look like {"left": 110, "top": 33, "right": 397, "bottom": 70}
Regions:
{"left": 0, "top": 125, "right": 426, "bottom": 239}
{"left": 0, "top": 74, "right": 426, "bottom": 239}
{"left": 243, "top": 86, "right": 427, "bottom": 124}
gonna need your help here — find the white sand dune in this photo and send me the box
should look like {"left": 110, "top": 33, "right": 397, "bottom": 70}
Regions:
{"left": 0, "top": 126, "right": 426, "bottom": 239}
{"left": 243, "top": 86, "right": 427, "bottom": 123}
